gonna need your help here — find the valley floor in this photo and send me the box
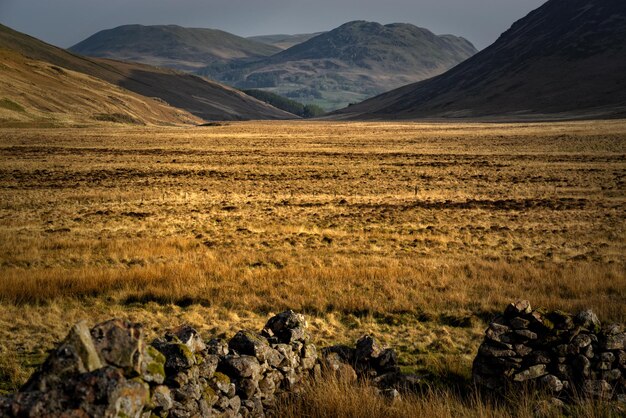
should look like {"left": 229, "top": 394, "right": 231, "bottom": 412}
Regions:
{"left": 0, "top": 120, "right": 625, "bottom": 414}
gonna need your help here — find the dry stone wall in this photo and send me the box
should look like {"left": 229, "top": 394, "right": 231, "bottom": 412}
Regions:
{"left": 473, "top": 300, "right": 626, "bottom": 403}
{"left": 1, "top": 302, "right": 624, "bottom": 417}
{"left": 0, "top": 310, "right": 410, "bottom": 417}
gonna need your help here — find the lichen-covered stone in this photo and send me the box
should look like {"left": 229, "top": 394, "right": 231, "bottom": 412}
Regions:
{"left": 321, "top": 352, "right": 357, "bottom": 383}
{"left": 505, "top": 300, "right": 532, "bottom": 317}
{"left": 486, "top": 323, "right": 513, "bottom": 344}
{"left": 21, "top": 320, "right": 104, "bottom": 392}
{"left": 515, "top": 344, "right": 532, "bottom": 356}
{"left": 198, "top": 353, "right": 219, "bottom": 378}
{"left": 355, "top": 335, "right": 384, "bottom": 361}
{"left": 68, "top": 320, "right": 104, "bottom": 372}
{"left": 11, "top": 367, "right": 148, "bottom": 418}
{"left": 604, "top": 332, "right": 626, "bottom": 350}
{"left": 167, "top": 325, "right": 206, "bottom": 354}
{"left": 274, "top": 344, "right": 299, "bottom": 369}
{"left": 219, "top": 355, "right": 262, "bottom": 380}
{"left": 206, "top": 338, "right": 230, "bottom": 356}
{"left": 514, "top": 329, "right": 537, "bottom": 340}
{"left": 572, "top": 333, "right": 592, "bottom": 348}
{"left": 510, "top": 317, "right": 530, "bottom": 330}
{"left": 478, "top": 343, "right": 516, "bottom": 358}
{"left": 141, "top": 345, "right": 166, "bottom": 384}
{"left": 151, "top": 385, "right": 174, "bottom": 412}
{"left": 152, "top": 339, "right": 196, "bottom": 373}
{"left": 513, "top": 364, "right": 548, "bottom": 381}
{"left": 208, "top": 371, "right": 231, "bottom": 395}
{"left": 91, "top": 319, "right": 145, "bottom": 374}
{"left": 576, "top": 310, "right": 601, "bottom": 333}
{"left": 300, "top": 343, "right": 318, "bottom": 370}
{"left": 262, "top": 310, "right": 308, "bottom": 344}
{"left": 229, "top": 330, "right": 281, "bottom": 366}
{"left": 237, "top": 377, "right": 259, "bottom": 400}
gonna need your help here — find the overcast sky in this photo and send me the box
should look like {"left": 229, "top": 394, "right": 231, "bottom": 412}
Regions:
{"left": 0, "top": 0, "right": 545, "bottom": 50}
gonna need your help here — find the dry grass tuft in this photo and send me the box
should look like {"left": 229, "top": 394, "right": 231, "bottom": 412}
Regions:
{"left": 276, "top": 376, "right": 626, "bottom": 418}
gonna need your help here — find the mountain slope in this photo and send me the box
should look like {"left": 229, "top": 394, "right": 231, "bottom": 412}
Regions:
{"left": 247, "top": 33, "right": 325, "bottom": 50}
{"left": 202, "top": 21, "right": 477, "bottom": 110}
{"left": 70, "top": 25, "right": 281, "bottom": 71}
{"left": 0, "top": 24, "right": 294, "bottom": 122}
{"left": 334, "top": 0, "right": 626, "bottom": 119}
{"left": 0, "top": 35, "right": 199, "bottom": 126}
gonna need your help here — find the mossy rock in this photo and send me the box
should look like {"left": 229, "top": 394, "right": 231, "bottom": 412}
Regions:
{"left": 142, "top": 346, "right": 166, "bottom": 383}
{"left": 153, "top": 340, "right": 195, "bottom": 372}
{"left": 203, "top": 385, "right": 219, "bottom": 406}
{"left": 212, "top": 372, "right": 230, "bottom": 385}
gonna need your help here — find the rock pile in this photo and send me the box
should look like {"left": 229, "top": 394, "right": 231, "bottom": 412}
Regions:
{"left": 0, "top": 310, "right": 320, "bottom": 417}
{"left": 473, "top": 300, "right": 626, "bottom": 402}
{"left": 321, "top": 335, "right": 422, "bottom": 398}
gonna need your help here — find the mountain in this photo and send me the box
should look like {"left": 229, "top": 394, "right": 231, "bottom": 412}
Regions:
{"left": 334, "top": 0, "right": 626, "bottom": 120}
{"left": 70, "top": 25, "right": 281, "bottom": 71}
{"left": 247, "top": 33, "right": 325, "bottom": 50}
{"left": 0, "top": 27, "right": 199, "bottom": 126}
{"left": 202, "top": 21, "right": 477, "bottom": 110}
{"left": 0, "top": 24, "right": 294, "bottom": 123}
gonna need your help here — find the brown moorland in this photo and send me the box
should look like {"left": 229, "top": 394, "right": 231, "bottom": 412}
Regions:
{"left": 0, "top": 120, "right": 624, "bottom": 414}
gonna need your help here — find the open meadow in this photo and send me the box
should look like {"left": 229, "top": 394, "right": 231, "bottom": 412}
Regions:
{"left": 0, "top": 120, "right": 625, "bottom": 414}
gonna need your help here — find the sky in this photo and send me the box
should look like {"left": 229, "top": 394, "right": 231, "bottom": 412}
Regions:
{"left": 0, "top": 0, "right": 546, "bottom": 50}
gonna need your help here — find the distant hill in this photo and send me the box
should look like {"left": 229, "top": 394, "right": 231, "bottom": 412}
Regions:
{"left": 202, "top": 21, "right": 477, "bottom": 110}
{"left": 334, "top": 0, "right": 626, "bottom": 120}
{"left": 0, "top": 24, "right": 294, "bottom": 123}
{"left": 70, "top": 25, "right": 281, "bottom": 71}
{"left": 248, "top": 33, "right": 325, "bottom": 50}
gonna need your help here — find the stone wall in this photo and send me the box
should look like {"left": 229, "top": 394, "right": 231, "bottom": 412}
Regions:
{"left": 1, "top": 302, "right": 624, "bottom": 417}
{"left": 473, "top": 300, "right": 626, "bottom": 403}
{"left": 0, "top": 310, "right": 409, "bottom": 417}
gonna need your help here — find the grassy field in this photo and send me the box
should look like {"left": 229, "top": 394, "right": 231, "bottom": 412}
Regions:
{"left": 0, "top": 120, "right": 624, "bottom": 413}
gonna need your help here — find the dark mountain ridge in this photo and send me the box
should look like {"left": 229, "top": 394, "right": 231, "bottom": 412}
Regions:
{"left": 334, "top": 0, "right": 626, "bottom": 119}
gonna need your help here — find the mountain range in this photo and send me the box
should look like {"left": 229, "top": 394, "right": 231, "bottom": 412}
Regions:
{"left": 71, "top": 21, "right": 478, "bottom": 110}
{"left": 3, "top": 0, "right": 625, "bottom": 123}
{"left": 0, "top": 24, "right": 293, "bottom": 126}
{"left": 333, "top": 0, "right": 626, "bottom": 120}
{"left": 70, "top": 25, "right": 281, "bottom": 72}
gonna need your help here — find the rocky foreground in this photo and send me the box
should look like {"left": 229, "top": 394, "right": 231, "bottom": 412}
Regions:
{"left": 0, "top": 301, "right": 625, "bottom": 417}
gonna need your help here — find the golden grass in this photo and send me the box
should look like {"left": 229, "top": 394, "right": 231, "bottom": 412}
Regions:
{"left": 276, "top": 376, "right": 625, "bottom": 418}
{"left": 0, "top": 120, "right": 624, "bottom": 407}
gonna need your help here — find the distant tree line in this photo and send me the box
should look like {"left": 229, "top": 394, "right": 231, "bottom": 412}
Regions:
{"left": 242, "top": 89, "right": 326, "bottom": 118}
